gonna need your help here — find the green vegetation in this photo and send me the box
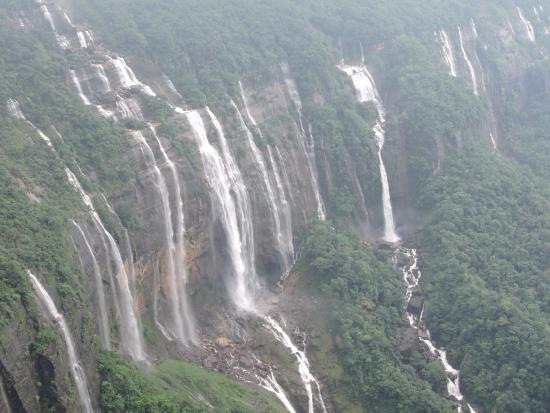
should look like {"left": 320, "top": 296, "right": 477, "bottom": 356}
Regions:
{"left": 98, "top": 353, "right": 287, "bottom": 413}
{"left": 301, "top": 224, "right": 454, "bottom": 412}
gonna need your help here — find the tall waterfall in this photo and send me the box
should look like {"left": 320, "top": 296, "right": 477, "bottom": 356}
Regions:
{"left": 281, "top": 64, "right": 326, "bottom": 221}
{"left": 339, "top": 62, "right": 400, "bottom": 243}
{"left": 70, "top": 70, "right": 92, "bottom": 105}
{"left": 132, "top": 129, "right": 195, "bottom": 343}
{"left": 72, "top": 221, "right": 111, "bottom": 350}
{"left": 91, "top": 64, "right": 112, "bottom": 93}
{"left": 517, "top": 7, "right": 536, "bottom": 42}
{"left": 27, "top": 271, "right": 94, "bottom": 413}
{"left": 185, "top": 110, "right": 256, "bottom": 311}
{"left": 65, "top": 169, "right": 146, "bottom": 361}
{"left": 149, "top": 125, "right": 196, "bottom": 342}
{"left": 458, "top": 27, "right": 479, "bottom": 95}
{"left": 438, "top": 30, "right": 458, "bottom": 77}
{"left": 6, "top": 98, "right": 53, "bottom": 147}
{"left": 233, "top": 90, "right": 294, "bottom": 274}
{"left": 258, "top": 371, "right": 297, "bottom": 413}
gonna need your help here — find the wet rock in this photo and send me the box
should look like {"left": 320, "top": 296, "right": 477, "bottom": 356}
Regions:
{"left": 407, "top": 295, "right": 423, "bottom": 315}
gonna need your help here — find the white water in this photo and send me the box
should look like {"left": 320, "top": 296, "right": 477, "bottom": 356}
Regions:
{"left": 27, "top": 271, "right": 93, "bottom": 413}
{"left": 186, "top": 110, "right": 256, "bottom": 311}
{"left": 399, "top": 249, "right": 474, "bottom": 412}
{"left": 77, "top": 31, "right": 88, "bottom": 48}
{"left": 91, "top": 64, "right": 112, "bottom": 93}
{"left": 6, "top": 99, "right": 53, "bottom": 147}
{"left": 109, "top": 56, "right": 156, "bottom": 96}
{"left": 338, "top": 62, "right": 399, "bottom": 243}
{"left": 471, "top": 19, "right": 479, "bottom": 39}
{"left": 258, "top": 371, "right": 297, "bottom": 413}
{"left": 438, "top": 30, "right": 458, "bottom": 77}
{"left": 132, "top": 129, "right": 194, "bottom": 343}
{"left": 458, "top": 27, "right": 479, "bottom": 95}
{"left": 6, "top": 98, "right": 25, "bottom": 120}
{"left": 39, "top": 5, "right": 70, "bottom": 49}
{"left": 490, "top": 133, "right": 497, "bottom": 151}
{"left": 264, "top": 316, "right": 327, "bottom": 413}
{"left": 72, "top": 221, "right": 111, "bottom": 351}
{"left": 233, "top": 90, "right": 295, "bottom": 274}
{"left": 517, "top": 7, "right": 536, "bottom": 42}
{"left": 65, "top": 169, "right": 146, "bottom": 361}
{"left": 281, "top": 64, "right": 326, "bottom": 220}
{"left": 117, "top": 96, "right": 143, "bottom": 120}
{"left": 150, "top": 125, "right": 197, "bottom": 342}
{"left": 70, "top": 70, "right": 92, "bottom": 105}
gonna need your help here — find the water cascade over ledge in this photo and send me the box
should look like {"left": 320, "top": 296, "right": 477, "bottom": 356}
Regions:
{"left": 27, "top": 271, "right": 94, "bottom": 413}
{"left": 338, "top": 58, "right": 400, "bottom": 243}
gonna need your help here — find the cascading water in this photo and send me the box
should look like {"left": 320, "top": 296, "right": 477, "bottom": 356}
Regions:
{"left": 438, "top": 30, "right": 458, "bottom": 77}
{"left": 70, "top": 70, "right": 92, "bottom": 105}
{"left": 77, "top": 31, "right": 88, "bottom": 48}
{"left": 72, "top": 221, "right": 111, "bottom": 351}
{"left": 132, "top": 129, "right": 194, "bottom": 343}
{"left": 27, "top": 271, "right": 94, "bottom": 413}
{"left": 232, "top": 92, "right": 294, "bottom": 274}
{"left": 38, "top": 3, "right": 70, "bottom": 49}
{"left": 517, "top": 7, "right": 536, "bottom": 42}
{"left": 65, "top": 169, "right": 146, "bottom": 362}
{"left": 338, "top": 60, "right": 400, "bottom": 243}
{"left": 116, "top": 96, "right": 143, "bottom": 120}
{"left": 264, "top": 317, "right": 327, "bottom": 413}
{"left": 149, "top": 125, "right": 197, "bottom": 342}
{"left": 91, "top": 64, "right": 112, "bottom": 93}
{"left": 6, "top": 98, "right": 53, "bottom": 147}
{"left": 258, "top": 371, "right": 297, "bottom": 413}
{"left": 458, "top": 27, "right": 479, "bottom": 95}
{"left": 398, "top": 249, "right": 475, "bottom": 413}
{"left": 281, "top": 64, "right": 326, "bottom": 221}
{"left": 108, "top": 56, "right": 156, "bottom": 96}
{"left": 185, "top": 109, "right": 256, "bottom": 311}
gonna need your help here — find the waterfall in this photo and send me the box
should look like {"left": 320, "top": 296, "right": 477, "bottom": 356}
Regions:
{"left": 65, "top": 169, "right": 146, "bottom": 361}
{"left": 517, "top": 7, "right": 536, "bottom": 42}
{"left": 108, "top": 56, "right": 156, "bottom": 96}
{"left": 72, "top": 221, "right": 111, "bottom": 351}
{"left": 233, "top": 90, "right": 294, "bottom": 273}
{"left": 338, "top": 62, "right": 400, "bottom": 243}
{"left": 281, "top": 64, "right": 326, "bottom": 221}
{"left": 258, "top": 371, "right": 297, "bottom": 413}
{"left": 70, "top": 70, "right": 115, "bottom": 119}
{"left": 470, "top": 19, "right": 479, "bottom": 39}
{"left": 399, "top": 249, "right": 475, "bottom": 413}
{"left": 116, "top": 96, "right": 143, "bottom": 120}
{"left": 185, "top": 110, "right": 256, "bottom": 311}
{"left": 132, "top": 129, "right": 194, "bottom": 343}
{"left": 458, "top": 27, "right": 479, "bottom": 95}
{"left": 438, "top": 30, "right": 458, "bottom": 77}
{"left": 27, "top": 271, "right": 94, "bottom": 413}
{"left": 6, "top": 98, "right": 53, "bottom": 147}
{"left": 70, "top": 70, "right": 92, "bottom": 105}
{"left": 264, "top": 316, "right": 327, "bottom": 413}
{"left": 39, "top": 4, "right": 70, "bottom": 49}
{"left": 77, "top": 31, "right": 88, "bottom": 49}
{"left": 91, "top": 64, "right": 112, "bottom": 93}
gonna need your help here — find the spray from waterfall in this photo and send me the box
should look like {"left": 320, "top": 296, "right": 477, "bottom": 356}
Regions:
{"left": 132, "top": 129, "right": 195, "bottom": 344}
{"left": 232, "top": 91, "right": 294, "bottom": 273}
{"left": 185, "top": 110, "right": 256, "bottom": 311}
{"left": 72, "top": 221, "right": 111, "bottom": 350}
{"left": 338, "top": 59, "right": 400, "bottom": 243}
{"left": 281, "top": 64, "right": 326, "bottom": 221}
{"left": 65, "top": 169, "right": 146, "bottom": 362}
{"left": 27, "top": 271, "right": 94, "bottom": 413}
